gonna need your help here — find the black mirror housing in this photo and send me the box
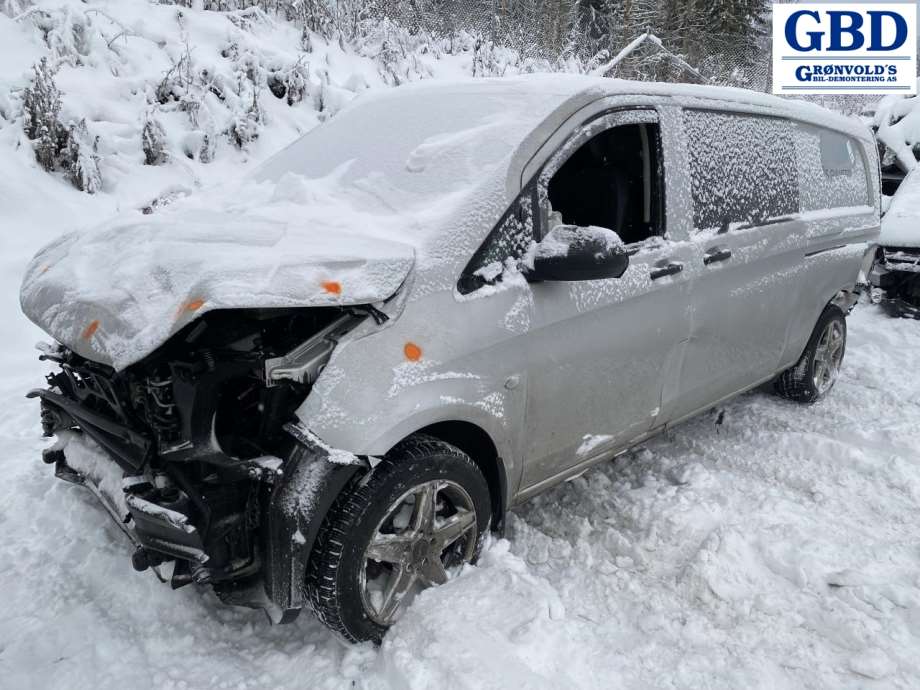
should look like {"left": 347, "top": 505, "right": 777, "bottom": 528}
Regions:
{"left": 527, "top": 225, "right": 630, "bottom": 282}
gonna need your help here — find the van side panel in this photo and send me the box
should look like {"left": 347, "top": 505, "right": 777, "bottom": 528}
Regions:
{"left": 668, "top": 110, "right": 810, "bottom": 420}
{"left": 780, "top": 131, "right": 880, "bottom": 367}
{"left": 294, "top": 285, "right": 531, "bottom": 498}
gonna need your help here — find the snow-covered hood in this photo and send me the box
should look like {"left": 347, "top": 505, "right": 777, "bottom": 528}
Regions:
{"left": 882, "top": 166, "right": 920, "bottom": 248}
{"left": 20, "top": 211, "right": 414, "bottom": 370}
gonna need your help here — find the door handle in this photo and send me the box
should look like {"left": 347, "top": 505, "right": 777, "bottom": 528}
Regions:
{"left": 650, "top": 262, "right": 683, "bottom": 280}
{"left": 703, "top": 248, "right": 732, "bottom": 265}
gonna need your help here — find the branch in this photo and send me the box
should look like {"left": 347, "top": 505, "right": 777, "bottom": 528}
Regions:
{"left": 589, "top": 31, "right": 650, "bottom": 77}
{"left": 646, "top": 34, "right": 708, "bottom": 83}
{"left": 13, "top": 6, "right": 41, "bottom": 22}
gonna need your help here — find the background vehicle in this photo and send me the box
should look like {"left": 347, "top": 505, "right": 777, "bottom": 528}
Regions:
{"left": 21, "top": 75, "right": 879, "bottom": 643}
{"left": 871, "top": 166, "right": 920, "bottom": 318}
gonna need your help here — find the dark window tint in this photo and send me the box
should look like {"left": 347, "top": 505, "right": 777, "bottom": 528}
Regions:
{"left": 685, "top": 110, "right": 799, "bottom": 232}
{"left": 458, "top": 193, "right": 535, "bottom": 294}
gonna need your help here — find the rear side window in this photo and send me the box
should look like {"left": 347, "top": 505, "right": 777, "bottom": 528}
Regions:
{"left": 794, "top": 125, "right": 870, "bottom": 211}
{"left": 685, "top": 110, "right": 799, "bottom": 232}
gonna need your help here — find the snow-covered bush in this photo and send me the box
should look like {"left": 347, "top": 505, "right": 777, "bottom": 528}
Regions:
{"left": 357, "top": 18, "right": 434, "bottom": 85}
{"left": 471, "top": 37, "right": 503, "bottom": 77}
{"left": 141, "top": 114, "right": 169, "bottom": 165}
{"left": 227, "top": 91, "right": 262, "bottom": 148}
{"left": 60, "top": 118, "right": 102, "bottom": 193}
{"left": 267, "top": 58, "right": 308, "bottom": 105}
{"left": 22, "top": 57, "right": 101, "bottom": 193}
{"left": 2, "top": 0, "right": 30, "bottom": 17}
{"left": 22, "top": 57, "right": 62, "bottom": 171}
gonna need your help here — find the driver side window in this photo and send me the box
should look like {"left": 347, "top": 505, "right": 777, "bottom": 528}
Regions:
{"left": 541, "top": 115, "right": 665, "bottom": 246}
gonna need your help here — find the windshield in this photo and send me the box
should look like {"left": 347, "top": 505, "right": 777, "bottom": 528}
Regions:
{"left": 253, "top": 81, "right": 569, "bottom": 221}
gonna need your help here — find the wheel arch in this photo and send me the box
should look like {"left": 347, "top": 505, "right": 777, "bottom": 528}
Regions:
{"left": 405, "top": 420, "right": 509, "bottom": 532}
{"left": 264, "top": 417, "right": 512, "bottom": 622}
{"left": 829, "top": 287, "right": 859, "bottom": 315}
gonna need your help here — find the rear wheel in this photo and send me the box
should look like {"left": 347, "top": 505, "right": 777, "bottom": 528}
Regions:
{"left": 305, "top": 435, "right": 491, "bottom": 643}
{"left": 774, "top": 305, "right": 847, "bottom": 403}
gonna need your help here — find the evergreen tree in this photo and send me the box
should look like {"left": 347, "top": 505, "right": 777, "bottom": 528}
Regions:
{"left": 22, "top": 58, "right": 64, "bottom": 173}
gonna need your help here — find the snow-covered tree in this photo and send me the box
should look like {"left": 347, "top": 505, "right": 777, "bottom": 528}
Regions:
{"left": 22, "top": 57, "right": 103, "bottom": 193}
{"left": 61, "top": 118, "right": 102, "bottom": 193}
{"left": 22, "top": 58, "right": 63, "bottom": 172}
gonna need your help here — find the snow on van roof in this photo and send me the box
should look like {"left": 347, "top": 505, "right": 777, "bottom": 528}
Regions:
{"left": 308, "top": 72, "right": 867, "bottom": 139}
{"left": 254, "top": 75, "right": 582, "bottom": 212}
{"left": 320, "top": 72, "right": 861, "bottom": 125}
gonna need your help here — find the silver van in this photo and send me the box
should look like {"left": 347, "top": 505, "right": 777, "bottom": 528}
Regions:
{"left": 21, "top": 76, "right": 879, "bottom": 642}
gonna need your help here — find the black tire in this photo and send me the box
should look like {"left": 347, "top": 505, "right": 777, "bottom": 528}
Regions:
{"left": 305, "top": 434, "right": 491, "bottom": 644}
{"left": 774, "top": 305, "right": 847, "bottom": 403}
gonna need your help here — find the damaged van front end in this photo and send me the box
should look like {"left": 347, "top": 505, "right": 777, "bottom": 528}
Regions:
{"left": 29, "top": 305, "right": 384, "bottom": 621}
{"left": 20, "top": 210, "right": 415, "bottom": 622}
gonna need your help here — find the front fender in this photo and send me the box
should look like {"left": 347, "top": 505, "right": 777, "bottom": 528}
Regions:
{"left": 294, "top": 286, "right": 532, "bottom": 503}
{"left": 263, "top": 435, "right": 364, "bottom": 622}
{"left": 302, "top": 376, "right": 525, "bottom": 502}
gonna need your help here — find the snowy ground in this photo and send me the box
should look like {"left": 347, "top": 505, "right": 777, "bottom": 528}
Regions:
{"left": 3, "top": 173, "right": 920, "bottom": 689}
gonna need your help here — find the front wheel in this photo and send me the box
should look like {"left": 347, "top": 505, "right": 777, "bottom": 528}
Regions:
{"left": 774, "top": 305, "right": 847, "bottom": 403}
{"left": 305, "top": 435, "right": 491, "bottom": 643}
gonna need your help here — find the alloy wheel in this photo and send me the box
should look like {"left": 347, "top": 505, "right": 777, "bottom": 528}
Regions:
{"left": 359, "top": 479, "right": 478, "bottom": 625}
{"left": 813, "top": 319, "right": 845, "bottom": 395}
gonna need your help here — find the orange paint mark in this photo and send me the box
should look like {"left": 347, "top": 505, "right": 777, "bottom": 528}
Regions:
{"left": 322, "top": 281, "right": 342, "bottom": 295}
{"left": 185, "top": 298, "right": 206, "bottom": 312}
{"left": 82, "top": 320, "right": 100, "bottom": 340}
{"left": 404, "top": 342, "right": 422, "bottom": 362}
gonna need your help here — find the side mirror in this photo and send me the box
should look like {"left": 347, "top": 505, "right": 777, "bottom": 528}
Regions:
{"left": 526, "top": 225, "right": 630, "bottom": 282}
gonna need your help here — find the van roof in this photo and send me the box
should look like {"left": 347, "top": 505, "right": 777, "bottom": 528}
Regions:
{"left": 255, "top": 74, "right": 871, "bottom": 245}
{"left": 343, "top": 73, "right": 870, "bottom": 142}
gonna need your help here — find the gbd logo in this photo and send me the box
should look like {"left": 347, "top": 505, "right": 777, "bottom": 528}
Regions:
{"left": 785, "top": 9, "right": 908, "bottom": 52}
{"left": 772, "top": 4, "right": 917, "bottom": 95}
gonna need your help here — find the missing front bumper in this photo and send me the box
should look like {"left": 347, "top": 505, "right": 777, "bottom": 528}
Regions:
{"left": 50, "top": 429, "right": 207, "bottom": 568}
{"left": 44, "top": 438, "right": 189, "bottom": 583}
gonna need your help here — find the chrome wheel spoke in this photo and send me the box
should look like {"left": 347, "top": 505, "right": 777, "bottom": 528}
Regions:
{"left": 815, "top": 342, "right": 830, "bottom": 362}
{"left": 411, "top": 482, "right": 438, "bottom": 533}
{"left": 812, "top": 320, "right": 845, "bottom": 394}
{"left": 417, "top": 556, "right": 449, "bottom": 587}
{"left": 814, "top": 360, "right": 827, "bottom": 388}
{"left": 366, "top": 532, "right": 416, "bottom": 565}
{"left": 377, "top": 565, "right": 417, "bottom": 622}
{"left": 829, "top": 328, "right": 844, "bottom": 362}
{"left": 431, "top": 508, "right": 476, "bottom": 551}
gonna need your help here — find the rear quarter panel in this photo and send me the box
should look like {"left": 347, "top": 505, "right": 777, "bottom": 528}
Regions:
{"left": 780, "top": 134, "right": 880, "bottom": 368}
